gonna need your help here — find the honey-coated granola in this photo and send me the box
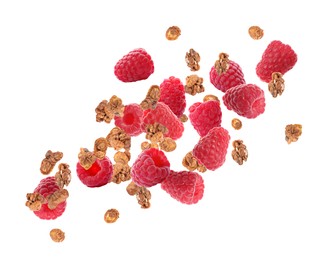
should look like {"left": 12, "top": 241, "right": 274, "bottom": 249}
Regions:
{"left": 248, "top": 26, "right": 264, "bottom": 40}
{"left": 231, "top": 140, "right": 248, "bottom": 165}
{"left": 231, "top": 118, "right": 242, "bottom": 130}
{"left": 285, "top": 124, "right": 302, "bottom": 144}
{"left": 185, "top": 75, "right": 205, "bottom": 95}
{"left": 78, "top": 148, "right": 97, "bottom": 170}
{"left": 40, "top": 150, "right": 63, "bottom": 175}
{"left": 185, "top": 49, "right": 200, "bottom": 71}
{"left": 165, "top": 26, "right": 181, "bottom": 40}
{"left": 50, "top": 228, "right": 65, "bottom": 242}
{"left": 182, "top": 151, "right": 206, "bottom": 173}
{"left": 104, "top": 209, "right": 120, "bottom": 223}
{"left": 140, "top": 85, "right": 160, "bottom": 110}
{"left": 268, "top": 72, "right": 285, "bottom": 97}
{"left": 214, "top": 52, "right": 229, "bottom": 75}
{"left": 106, "top": 127, "right": 131, "bottom": 151}
{"left": 55, "top": 163, "right": 71, "bottom": 189}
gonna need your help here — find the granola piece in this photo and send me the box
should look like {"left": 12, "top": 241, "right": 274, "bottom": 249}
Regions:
{"left": 25, "top": 193, "right": 46, "bottom": 211}
{"left": 40, "top": 150, "right": 63, "bottom": 175}
{"left": 203, "top": 94, "right": 219, "bottom": 102}
{"left": 95, "top": 100, "right": 114, "bottom": 123}
{"left": 248, "top": 26, "right": 264, "bottom": 40}
{"left": 231, "top": 140, "right": 248, "bottom": 165}
{"left": 94, "top": 137, "right": 109, "bottom": 159}
{"left": 140, "top": 85, "right": 160, "bottom": 110}
{"left": 180, "top": 114, "right": 188, "bottom": 123}
{"left": 106, "top": 127, "right": 131, "bottom": 151}
{"left": 214, "top": 52, "right": 229, "bottom": 75}
{"left": 285, "top": 124, "right": 302, "bottom": 144}
{"left": 50, "top": 228, "right": 65, "bottom": 242}
{"left": 185, "top": 75, "right": 204, "bottom": 95}
{"left": 145, "top": 123, "right": 167, "bottom": 141}
{"left": 104, "top": 209, "right": 119, "bottom": 223}
{"left": 231, "top": 118, "right": 242, "bottom": 130}
{"left": 136, "top": 186, "right": 151, "bottom": 209}
{"left": 165, "top": 26, "right": 181, "bottom": 40}
{"left": 78, "top": 148, "right": 96, "bottom": 170}
{"left": 182, "top": 152, "right": 206, "bottom": 173}
{"left": 126, "top": 181, "right": 139, "bottom": 196}
{"left": 107, "top": 95, "right": 124, "bottom": 117}
{"left": 185, "top": 49, "right": 200, "bottom": 71}
{"left": 141, "top": 141, "right": 151, "bottom": 150}
{"left": 46, "top": 189, "right": 69, "bottom": 210}
{"left": 114, "top": 151, "right": 130, "bottom": 164}
{"left": 112, "top": 163, "right": 131, "bottom": 184}
{"left": 55, "top": 163, "right": 71, "bottom": 189}
{"left": 268, "top": 72, "right": 285, "bottom": 97}
{"left": 159, "top": 137, "right": 176, "bottom": 152}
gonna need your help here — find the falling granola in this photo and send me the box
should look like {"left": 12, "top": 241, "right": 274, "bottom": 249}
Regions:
{"left": 50, "top": 228, "right": 65, "bottom": 242}
{"left": 185, "top": 49, "right": 200, "bottom": 71}
{"left": 248, "top": 26, "right": 264, "bottom": 40}
{"left": 285, "top": 124, "right": 302, "bottom": 144}
{"left": 104, "top": 209, "right": 120, "bottom": 223}
{"left": 268, "top": 72, "right": 285, "bottom": 97}
{"left": 231, "top": 118, "right": 242, "bottom": 130}
{"left": 231, "top": 140, "right": 248, "bottom": 165}
{"left": 106, "top": 127, "right": 131, "bottom": 151}
{"left": 165, "top": 26, "right": 181, "bottom": 40}
{"left": 55, "top": 163, "right": 71, "bottom": 189}
{"left": 140, "top": 85, "right": 160, "bottom": 110}
{"left": 185, "top": 75, "right": 205, "bottom": 95}
{"left": 214, "top": 52, "right": 229, "bottom": 75}
{"left": 40, "top": 150, "right": 63, "bottom": 175}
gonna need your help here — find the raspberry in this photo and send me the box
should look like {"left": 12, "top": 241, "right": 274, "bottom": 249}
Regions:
{"left": 222, "top": 83, "right": 265, "bottom": 119}
{"left": 193, "top": 126, "right": 230, "bottom": 171}
{"left": 189, "top": 100, "right": 222, "bottom": 137}
{"left": 76, "top": 157, "right": 113, "bottom": 188}
{"left": 161, "top": 170, "right": 204, "bottom": 205}
{"left": 131, "top": 148, "right": 170, "bottom": 187}
{"left": 33, "top": 176, "right": 66, "bottom": 220}
{"left": 142, "top": 102, "right": 184, "bottom": 140}
{"left": 114, "top": 103, "right": 143, "bottom": 136}
{"left": 159, "top": 76, "right": 186, "bottom": 118}
{"left": 114, "top": 48, "right": 154, "bottom": 83}
{"left": 210, "top": 60, "right": 245, "bottom": 92}
{"left": 256, "top": 40, "right": 297, "bottom": 82}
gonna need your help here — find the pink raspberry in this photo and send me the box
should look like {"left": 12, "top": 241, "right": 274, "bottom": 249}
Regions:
{"left": 131, "top": 148, "right": 170, "bottom": 187}
{"left": 256, "top": 40, "right": 297, "bottom": 82}
{"left": 161, "top": 170, "right": 204, "bottom": 205}
{"left": 193, "top": 126, "right": 230, "bottom": 171}
{"left": 222, "top": 83, "right": 265, "bottom": 119}
{"left": 114, "top": 48, "right": 154, "bottom": 82}
{"left": 76, "top": 157, "right": 113, "bottom": 188}
{"left": 142, "top": 102, "right": 184, "bottom": 140}
{"left": 114, "top": 103, "right": 143, "bottom": 136}
{"left": 159, "top": 76, "right": 186, "bottom": 118}
{"left": 189, "top": 100, "right": 222, "bottom": 137}
{"left": 33, "top": 176, "right": 66, "bottom": 220}
{"left": 210, "top": 60, "right": 245, "bottom": 92}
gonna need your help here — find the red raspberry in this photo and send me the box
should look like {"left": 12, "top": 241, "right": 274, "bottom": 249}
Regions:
{"left": 210, "top": 60, "right": 245, "bottom": 92}
{"left": 256, "top": 40, "right": 297, "bottom": 82}
{"left": 222, "top": 83, "right": 265, "bottom": 119}
{"left": 131, "top": 148, "right": 170, "bottom": 187}
{"left": 193, "top": 126, "right": 230, "bottom": 171}
{"left": 189, "top": 100, "right": 222, "bottom": 137}
{"left": 76, "top": 157, "right": 113, "bottom": 188}
{"left": 142, "top": 102, "right": 184, "bottom": 140}
{"left": 159, "top": 76, "right": 186, "bottom": 118}
{"left": 114, "top": 48, "right": 154, "bottom": 83}
{"left": 114, "top": 103, "right": 143, "bottom": 136}
{"left": 161, "top": 170, "right": 204, "bottom": 205}
{"left": 33, "top": 176, "right": 66, "bottom": 220}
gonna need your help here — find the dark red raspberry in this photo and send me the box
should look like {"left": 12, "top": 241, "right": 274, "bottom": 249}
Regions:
{"left": 222, "top": 83, "right": 265, "bottom": 119}
{"left": 159, "top": 76, "right": 186, "bottom": 118}
{"left": 210, "top": 60, "right": 245, "bottom": 92}
{"left": 114, "top": 48, "right": 154, "bottom": 82}
{"left": 193, "top": 126, "right": 230, "bottom": 171}
{"left": 256, "top": 40, "right": 297, "bottom": 82}
{"left": 131, "top": 148, "right": 170, "bottom": 187}
{"left": 114, "top": 103, "right": 143, "bottom": 136}
{"left": 161, "top": 170, "right": 204, "bottom": 205}
{"left": 142, "top": 102, "right": 184, "bottom": 140}
{"left": 76, "top": 157, "right": 113, "bottom": 188}
{"left": 189, "top": 100, "right": 222, "bottom": 137}
{"left": 33, "top": 176, "right": 66, "bottom": 220}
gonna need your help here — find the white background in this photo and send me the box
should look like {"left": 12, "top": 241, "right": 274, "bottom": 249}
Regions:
{"left": 1, "top": 0, "right": 323, "bottom": 259}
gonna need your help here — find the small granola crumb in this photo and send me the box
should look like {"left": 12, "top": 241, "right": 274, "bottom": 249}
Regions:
{"left": 140, "top": 85, "right": 160, "bottom": 110}
{"left": 94, "top": 137, "right": 109, "bottom": 159}
{"left": 185, "top": 75, "right": 204, "bottom": 95}
{"left": 106, "top": 127, "right": 131, "bottom": 151}
{"left": 104, "top": 209, "right": 119, "bottom": 223}
{"left": 145, "top": 123, "right": 167, "bottom": 142}
{"left": 182, "top": 151, "right": 198, "bottom": 171}
{"left": 268, "top": 72, "right": 285, "bottom": 97}
{"left": 55, "top": 163, "right": 71, "bottom": 189}
{"left": 47, "top": 189, "right": 69, "bottom": 210}
{"left": 126, "top": 181, "right": 139, "bottom": 196}
{"left": 78, "top": 148, "right": 96, "bottom": 170}
{"left": 248, "top": 26, "right": 264, "bottom": 40}
{"left": 166, "top": 26, "right": 181, "bottom": 40}
{"left": 136, "top": 186, "right": 151, "bottom": 209}
{"left": 285, "top": 124, "right": 302, "bottom": 144}
{"left": 114, "top": 151, "right": 130, "bottom": 164}
{"left": 159, "top": 137, "right": 177, "bottom": 152}
{"left": 25, "top": 193, "right": 46, "bottom": 211}
{"left": 95, "top": 100, "right": 114, "bottom": 123}
{"left": 197, "top": 164, "right": 207, "bottom": 173}
{"left": 203, "top": 94, "right": 219, "bottom": 102}
{"left": 180, "top": 114, "right": 188, "bottom": 123}
{"left": 232, "top": 140, "right": 248, "bottom": 165}
{"left": 40, "top": 150, "right": 63, "bottom": 175}
{"left": 214, "top": 52, "right": 229, "bottom": 75}
{"left": 141, "top": 141, "right": 151, "bottom": 150}
{"left": 185, "top": 49, "right": 200, "bottom": 71}
{"left": 50, "top": 228, "right": 65, "bottom": 242}
{"left": 231, "top": 118, "right": 242, "bottom": 130}
{"left": 112, "top": 163, "right": 131, "bottom": 184}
